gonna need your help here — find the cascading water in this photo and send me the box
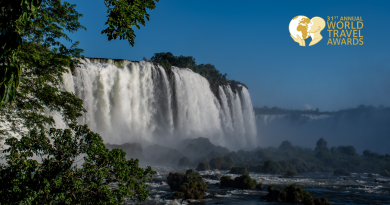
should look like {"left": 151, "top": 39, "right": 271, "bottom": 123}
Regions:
{"left": 60, "top": 58, "right": 257, "bottom": 150}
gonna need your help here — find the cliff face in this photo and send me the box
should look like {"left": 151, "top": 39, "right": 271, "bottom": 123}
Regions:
{"left": 59, "top": 58, "right": 257, "bottom": 151}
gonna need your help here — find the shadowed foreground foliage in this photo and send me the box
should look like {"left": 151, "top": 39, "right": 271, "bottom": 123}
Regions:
{"left": 0, "top": 125, "right": 156, "bottom": 204}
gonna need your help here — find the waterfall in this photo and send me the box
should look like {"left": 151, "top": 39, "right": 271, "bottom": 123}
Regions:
{"left": 61, "top": 58, "right": 257, "bottom": 150}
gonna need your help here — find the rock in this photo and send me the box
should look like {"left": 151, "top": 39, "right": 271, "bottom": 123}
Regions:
{"left": 143, "top": 144, "right": 185, "bottom": 165}
{"left": 167, "top": 169, "right": 208, "bottom": 199}
{"left": 196, "top": 162, "right": 210, "bottom": 171}
{"left": 201, "top": 174, "right": 221, "bottom": 180}
{"left": 178, "top": 137, "right": 229, "bottom": 160}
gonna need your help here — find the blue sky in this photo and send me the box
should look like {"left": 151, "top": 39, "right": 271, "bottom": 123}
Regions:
{"left": 64, "top": 0, "right": 390, "bottom": 111}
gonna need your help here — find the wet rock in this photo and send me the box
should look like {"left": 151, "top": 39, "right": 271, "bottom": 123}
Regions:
{"left": 201, "top": 174, "right": 221, "bottom": 180}
{"left": 375, "top": 179, "right": 389, "bottom": 183}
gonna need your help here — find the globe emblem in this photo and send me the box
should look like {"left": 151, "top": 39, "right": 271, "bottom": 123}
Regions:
{"left": 289, "top": 16, "right": 326, "bottom": 46}
{"left": 289, "top": 16, "right": 311, "bottom": 41}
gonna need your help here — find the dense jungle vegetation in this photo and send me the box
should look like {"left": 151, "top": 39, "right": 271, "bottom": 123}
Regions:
{"left": 149, "top": 52, "right": 247, "bottom": 94}
{"left": 194, "top": 138, "right": 390, "bottom": 177}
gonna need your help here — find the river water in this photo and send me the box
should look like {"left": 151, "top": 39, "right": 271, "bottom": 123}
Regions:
{"left": 126, "top": 167, "right": 390, "bottom": 205}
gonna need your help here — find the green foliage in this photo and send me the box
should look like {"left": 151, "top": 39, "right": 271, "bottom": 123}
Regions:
{"left": 315, "top": 138, "right": 329, "bottom": 152}
{"left": 102, "top": 0, "right": 159, "bottom": 46}
{"left": 196, "top": 162, "right": 210, "bottom": 171}
{"left": 263, "top": 160, "right": 283, "bottom": 174}
{"left": 167, "top": 169, "right": 207, "bottom": 199}
{"left": 207, "top": 137, "right": 390, "bottom": 176}
{"left": 1, "top": 0, "right": 159, "bottom": 107}
{"left": 266, "top": 183, "right": 331, "bottom": 205}
{"left": 0, "top": 0, "right": 159, "bottom": 204}
{"left": 333, "top": 168, "right": 351, "bottom": 176}
{"left": 279, "top": 140, "right": 294, "bottom": 151}
{"left": 209, "top": 157, "right": 226, "bottom": 170}
{"left": 150, "top": 52, "right": 247, "bottom": 95}
{"left": 253, "top": 106, "right": 332, "bottom": 115}
{"left": 220, "top": 174, "right": 257, "bottom": 190}
{"left": 256, "top": 182, "right": 264, "bottom": 189}
{"left": 0, "top": 125, "right": 156, "bottom": 204}
{"left": 229, "top": 167, "right": 249, "bottom": 175}
{"left": 0, "top": 0, "right": 42, "bottom": 106}
{"left": 336, "top": 146, "right": 358, "bottom": 156}
{"left": 285, "top": 168, "right": 298, "bottom": 177}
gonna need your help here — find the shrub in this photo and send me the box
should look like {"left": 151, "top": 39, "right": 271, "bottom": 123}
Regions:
{"left": 367, "top": 173, "right": 375, "bottom": 178}
{"left": 167, "top": 169, "right": 207, "bottom": 199}
{"left": 256, "top": 183, "right": 264, "bottom": 189}
{"left": 220, "top": 174, "right": 257, "bottom": 190}
{"left": 229, "top": 167, "right": 249, "bottom": 175}
{"left": 285, "top": 169, "right": 298, "bottom": 177}
{"left": 0, "top": 126, "right": 156, "bottom": 204}
{"left": 196, "top": 162, "right": 210, "bottom": 171}
{"left": 209, "top": 157, "right": 226, "bottom": 170}
{"left": 334, "top": 168, "right": 351, "bottom": 176}
{"left": 265, "top": 183, "right": 330, "bottom": 205}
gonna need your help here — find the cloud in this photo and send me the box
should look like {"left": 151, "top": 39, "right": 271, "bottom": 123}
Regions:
{"left": 304, "top": 104, "right": 312, "bottom": 110}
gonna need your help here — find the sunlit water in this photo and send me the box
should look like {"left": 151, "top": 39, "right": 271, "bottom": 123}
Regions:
{"left": 126, "top": 167, "right": 390, "bottom": 205}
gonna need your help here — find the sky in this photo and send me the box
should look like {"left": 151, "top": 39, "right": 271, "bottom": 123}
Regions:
{"left": 63, "top": 0, "right": 390, "bottom": 111}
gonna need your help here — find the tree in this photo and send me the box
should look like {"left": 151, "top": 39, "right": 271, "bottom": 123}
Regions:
{"left": 0, "top": 0, "right": 42, "bottom": 106}
{"left": 0, "top": 0, "right": 159, "bottom": 203}
{"left": 314, "top": 138, "right": 328, "bottom": 152}
{"left": 279, "top": 140, "right": 294, "bottom": 151}
{"left": 0, "top": 0, "right": 158, "bottom": 106}
{"left": 0, "top": 125, "right": 156, "bottom": 204}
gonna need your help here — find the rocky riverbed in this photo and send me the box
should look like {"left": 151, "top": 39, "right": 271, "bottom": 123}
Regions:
{"left": 126, "top": 167, "right": 390, "bottom": 205}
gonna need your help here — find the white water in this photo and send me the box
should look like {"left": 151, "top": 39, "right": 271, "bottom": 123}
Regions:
{"left": 61, "top": 58, "right": 257, "bottom": 150}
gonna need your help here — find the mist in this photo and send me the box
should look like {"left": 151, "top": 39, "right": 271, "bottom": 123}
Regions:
{"left": 255, "top": 105, "right": 390, "bottom": 154}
